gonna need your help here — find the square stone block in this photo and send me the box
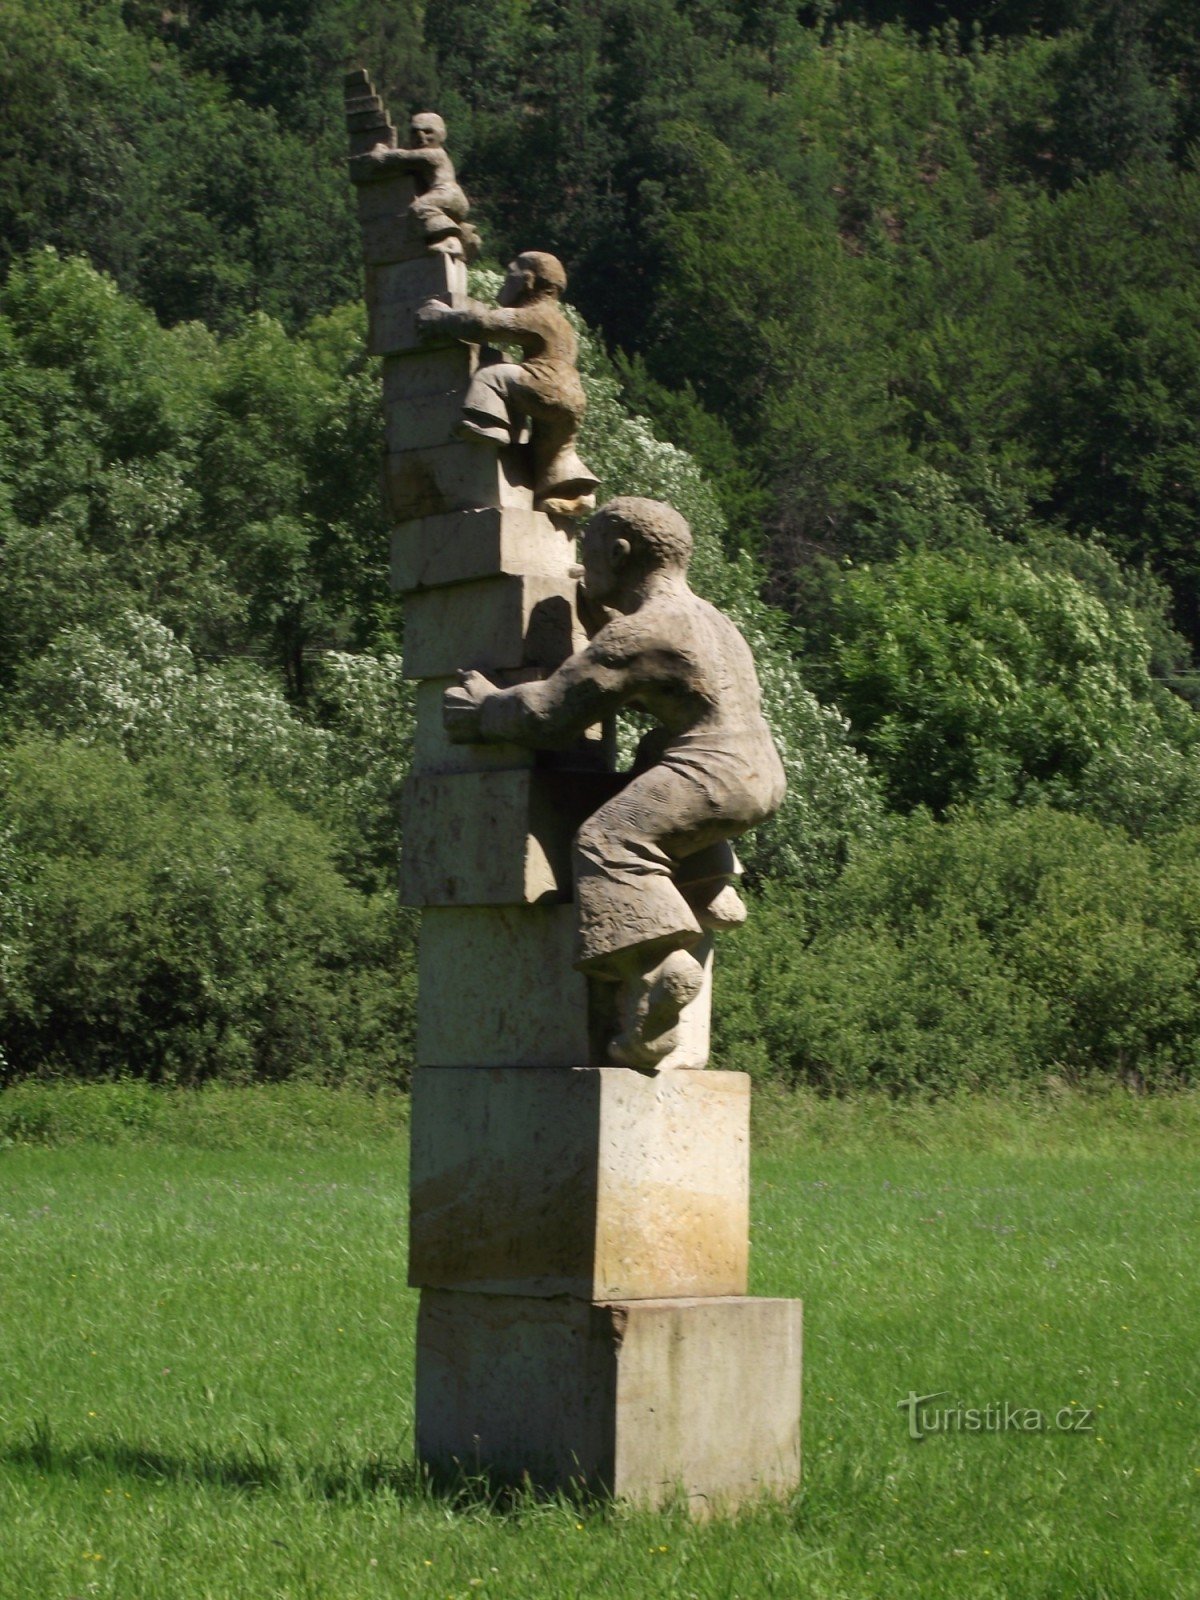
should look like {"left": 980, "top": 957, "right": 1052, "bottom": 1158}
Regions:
{"left": 401, "top": 573, "right": 581, "bottom": 680}
{"left": 410, "top": 676, "right": 615, "bottom": 777}
{"left": 384, "top": 389, "right": 472, "bottom": 454}
{"left": 354, "top": 172, "right": 415, "bottom": 219}
{"left": 400, "top": 769, "right": 619, "bottom": 907}
{"left": 383, "top": 347, "right": 477, "bottom": 403}
{"left": 412, "top": 675, "right": 536, "bottom": 775}
{"left": 384, "top": 438, "right": 534, "bottom": 524}
{"left": 416, "top": 905, "right": 589, "bottom": 1068}
{"left": 391, "top": 508, "right": 575, "bottom": 595}
{"left": 415, "top": 1291, "right": 803, "bottom": 1510}
{"left": 367, "top": 255, "right": 467, "bottom": 356}
{"left": 409, "top": 1067, "right": 750, "bottom": 1298}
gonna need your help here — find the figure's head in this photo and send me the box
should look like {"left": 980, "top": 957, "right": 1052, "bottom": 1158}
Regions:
{"left": 498, "top": 251, "right": 568, "bottom": 307}
{"left": 410, "top": 112, "right": 447, "bottom": 149}
{"left": 581, "top": 497, "right": 693, "bottom": 605}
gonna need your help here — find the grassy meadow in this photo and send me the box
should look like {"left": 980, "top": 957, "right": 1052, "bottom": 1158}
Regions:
{"left": 0, "top": 1083, "right": 1197, "bottom": 1599}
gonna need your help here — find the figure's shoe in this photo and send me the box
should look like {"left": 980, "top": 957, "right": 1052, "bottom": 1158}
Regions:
{"left": 455, "top": 413, "right": 512, "bottom": 445}
{"left": 534, "top": 446, "right": 600, "bottom": 513}
{"left": 607, "top": 950, "right": 705, "bottom": 1072}
{"left": 696, "top": 883, "right": 747, "bottom": 930}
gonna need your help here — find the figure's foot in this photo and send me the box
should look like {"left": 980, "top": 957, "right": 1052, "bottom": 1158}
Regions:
{"left": 456, "top": 413, "right": 511, "bottom": 445}
{"left": 537, "top": 490, "right": 596, "bottom": 519}
{"left": 696, "top": 883, "right": 747, "bottom": 930}
{"left": 534, "top": 447, "right": 600, "bottom": 514}
{"left": 607, "top": 949, "right": 705, "bottom": 1072}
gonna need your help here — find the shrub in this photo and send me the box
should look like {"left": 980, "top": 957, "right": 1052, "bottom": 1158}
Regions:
{"left": 0, "top": 736, "right": 415, "bottom": 1085}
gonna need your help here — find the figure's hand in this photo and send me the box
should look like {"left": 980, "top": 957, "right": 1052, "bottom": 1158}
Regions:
{"left": 416, "top": 298, "right": 452, "bottom": 338}
{"left": 443, "top": 669, "right": 495, "bottom": 742}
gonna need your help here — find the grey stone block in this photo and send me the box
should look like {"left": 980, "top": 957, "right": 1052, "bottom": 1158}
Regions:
{"left": 408, "top": 1067, "right": 750, "bottom": 1299}
{"left": 399, "top": 768, "right": 619, "bottom": 907}
{"left": 384, "top": 438, "right": 534, "bottom": 524}
{"left": 415, "top": 1290, "right": 803, "bottom": 1510}
{"left": 416, "top": 905, "right": 590, "bottom": 1068}
{"left": 390, "top": 508, "right": 574, "bottom": 594}
{"left": 367, "top": 255, "right": 467, "bottom": 356}
{"left": 401, "top": 573, "right": 581, "bottom": 680}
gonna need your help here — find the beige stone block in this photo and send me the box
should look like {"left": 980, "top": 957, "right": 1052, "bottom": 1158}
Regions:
{"left": 383, "top": 347, "right": 476, "bottom": 403}
{"left": 391, "top": 508, "right": 575, "bottom": 595}
{"left": 416, "top": 905, "right": 590, "bottom": 1067}
{"left": 410, "top": 677, "right": 616, "bottom": 777}
{"left": 401, "top": 573, "right": 581, "bottom": 680}
{"left": 409, "top": 1067, "right": 749, "bottom": 1298}
{"left": 400, "top": 769, "right": 618, "bottom": 908}
{"left": 412, "top": 676, "right": 536, "bottom": 775}
{"left": 415, "top": 1291, "right": 802, "bottom": 1510}
{"left": 384, "top": 438, "right": 534, "bottom": 524}
{"left": 384, "top": 389, "right": 472, "bottom": 454}
{"left": 354, "top": 173, "right": 415, "bottom": 222}
{"left": 367, "top": 255, "right": 467, "bottom": 356}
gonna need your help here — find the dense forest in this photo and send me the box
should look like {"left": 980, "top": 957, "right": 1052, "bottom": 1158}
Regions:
{"left": 3, "top": 0, "right": 1200, "bottom": 1090}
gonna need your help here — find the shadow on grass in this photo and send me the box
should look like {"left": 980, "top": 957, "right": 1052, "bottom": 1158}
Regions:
{"left": 4, "top": 1421, "right": 602, "bottom": 1517}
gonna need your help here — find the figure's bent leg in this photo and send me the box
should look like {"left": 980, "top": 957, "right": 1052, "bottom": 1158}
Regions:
{"left": 608, "top": 948, "right": 706, "bottom": 1071}
{"left": 457, "top": 362, "right": 525, "bottom": 445}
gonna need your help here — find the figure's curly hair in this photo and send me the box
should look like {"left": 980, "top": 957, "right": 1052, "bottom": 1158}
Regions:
{"left": 590, "top": 497, "right": 693, "bottom": 573}
{"left": 516, "top": 251, "right": 568, "bottom": 297}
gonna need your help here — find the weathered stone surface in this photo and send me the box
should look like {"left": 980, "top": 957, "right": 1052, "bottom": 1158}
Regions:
{"left": 391, "top": 508, "right": 575, "bottom": 594}
{"left": 348, "top": 108, "right": 480, "bottom": 262}
{"left": 367, "top": 255, "right": 467, "bottom": 357}
{"left": 384, "top": 438, "right": 534, "bottom": 525}
{"left": 402, "top": 574, "right": 581, "bottom": 680}
{"left": 409, "top": 1067, "right": 749, "bottom": 1298}
{"left": 416, "top": 253, "right": 597, "bottom": 516}
{"left": 415, "top": 1291, "right": 802, "bottom": 1509}
{"left": 413, "top": 677, "right": 535, "bottom": 774}
{"left": 416, "top": 905, "right": 589, "bottom": 1068}
{"left": 382, "top": 347, "right": 476, "bottom": 404}
{"left": 400, "top": 768, "right": 620, "bottom": 907}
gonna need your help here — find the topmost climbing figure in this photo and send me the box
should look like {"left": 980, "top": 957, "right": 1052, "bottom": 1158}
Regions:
{"left": 346, "top": 72, "right": 481, "bottom": 264}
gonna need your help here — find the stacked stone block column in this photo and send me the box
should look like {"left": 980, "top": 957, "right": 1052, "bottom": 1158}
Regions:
{"left": 346, "top": 71, "right": 801, "bottom": 1509}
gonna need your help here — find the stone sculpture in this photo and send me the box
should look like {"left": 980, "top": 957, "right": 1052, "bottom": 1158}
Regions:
{"left": 415, "top": 252, "right": 600, "bottom": 517}
{"left": 444, "top": 495, "right": 787, "bottom": 1068}
{"left": 349, "top": 110, "right": 481, "bottom": 262}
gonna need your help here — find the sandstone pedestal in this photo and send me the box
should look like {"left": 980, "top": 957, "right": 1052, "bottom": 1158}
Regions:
{"left": 416, "top": 1292, "right": 803, "bottom": 1509}
{"left": 346, "top": 71, "right": 801, "bottom": 1513}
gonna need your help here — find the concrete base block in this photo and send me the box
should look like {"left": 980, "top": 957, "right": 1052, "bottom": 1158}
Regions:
{"left": 409, "top": 1067, "right": 749, "bottom": 1298}
{"left": 416, "top": 905, "right": 591, "bottom": 1067}
{"left": 367, "top": 255, "right": 467, "bottom": 356}
{"left": 391, "top": 508, "right": 575, "bottom": 594}
{"left": 415, "top": 1291, "right": 802, "bottom": 1510}
{"left": 385, "top": 438, "right": 534, "bottom": 524}
{"left": 402, "top": 573, "right": 581, "bottom": 679}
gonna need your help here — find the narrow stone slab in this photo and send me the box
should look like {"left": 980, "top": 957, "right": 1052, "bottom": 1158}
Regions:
{"left": 384, "top": 438, "right": 534, "bottom": 524}
{"left": 383, "top": 347, "right": 476, "bottom": 403}
{"left": 416, "top": 905, "right": 590, "bottom": 1068}
{"left": 384, "top": 389, "right": 473, "bottom": 454}
{"left": 400, "top": 768, "right": 619, "bottom": 907}
{"left": 402, "top": 573, "right": 581, "bottom": 680}
{"left": 390, "top": 508, "right": 575, "bottom": 594}
{"left": 367, "top": 255, "right": 467, "bottom": 356}
{"left": 409, "top": 1067, "right": 750, "bottom": 1298}
{"left": 415, "top": 1291, "right": 802, "bottom": 1510}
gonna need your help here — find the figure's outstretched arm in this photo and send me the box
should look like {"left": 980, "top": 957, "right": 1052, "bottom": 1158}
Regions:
{"left": 350, "top": 145, "right": 438, "bottom": 178}
{"left": 417, "top": 301, "right": 542, "bottom": 357}
{"left": 445, "top": 640, "right": 634, "bottom": 747}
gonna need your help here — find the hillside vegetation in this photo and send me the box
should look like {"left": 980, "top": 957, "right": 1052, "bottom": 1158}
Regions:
{"left": 3, "top": 0, "right": 1200, "bottom": 1090}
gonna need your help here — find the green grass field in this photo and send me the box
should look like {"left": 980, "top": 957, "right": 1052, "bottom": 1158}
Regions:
{"left": 1, "top": 1084, "right": 1197, "bottom": 1599}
